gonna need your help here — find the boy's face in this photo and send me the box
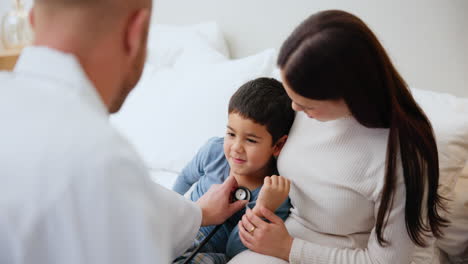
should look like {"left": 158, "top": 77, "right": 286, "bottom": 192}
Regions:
{"left": 224, "top": 113, "right": 281, "bottom": 179}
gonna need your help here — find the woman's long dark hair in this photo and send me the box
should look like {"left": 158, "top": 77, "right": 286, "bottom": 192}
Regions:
{"left": 278, "top": 10, "right": 448, "bottom": 247}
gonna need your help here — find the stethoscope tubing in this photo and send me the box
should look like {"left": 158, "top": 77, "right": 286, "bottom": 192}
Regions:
{"left": 181, "top": 224, "right": 222, "bottom": 264}
{"left": 178, "top": 187, "right": 252, "bottom": 264}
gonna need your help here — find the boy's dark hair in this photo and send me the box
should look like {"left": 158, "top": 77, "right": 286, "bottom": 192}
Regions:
{"left": 228, "top": 77, "right": 295, "bottom": 144}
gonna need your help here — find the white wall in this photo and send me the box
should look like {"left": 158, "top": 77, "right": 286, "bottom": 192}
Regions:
{"left": 1, "top": 1, "right": 466, "bottom": 97}
{"left": 153, "top": 0, "right": 468, "bottom": 97}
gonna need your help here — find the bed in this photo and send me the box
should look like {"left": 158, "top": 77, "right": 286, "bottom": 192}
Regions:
{"left": 111, "top": 1, "right": 468, "bottom": 263}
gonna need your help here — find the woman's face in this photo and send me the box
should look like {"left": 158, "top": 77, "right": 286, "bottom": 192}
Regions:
{"left": 282, "top": 72, "right": 351, "bottom": 122}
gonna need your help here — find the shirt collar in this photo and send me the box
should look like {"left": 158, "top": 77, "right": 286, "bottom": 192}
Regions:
{"left": 14, "top": 46, "right": 108, "bottom": 116}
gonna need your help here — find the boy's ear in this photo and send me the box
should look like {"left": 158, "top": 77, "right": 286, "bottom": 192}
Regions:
{"left": 273, "top": 135, "right": 288, "bottom": 157}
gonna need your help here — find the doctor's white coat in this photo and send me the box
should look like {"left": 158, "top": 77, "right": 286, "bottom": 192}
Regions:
{"left": 0, "top": 47, "right": 201, "bottom": 264}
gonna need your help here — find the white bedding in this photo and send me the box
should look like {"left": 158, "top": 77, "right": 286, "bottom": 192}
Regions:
{"left": 149, "top": 169, "right": 178, "bottom": 190}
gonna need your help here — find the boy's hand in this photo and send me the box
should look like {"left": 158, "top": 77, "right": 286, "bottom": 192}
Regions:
{"left": 253, "top": 175, "right": 290, "bottom": 216}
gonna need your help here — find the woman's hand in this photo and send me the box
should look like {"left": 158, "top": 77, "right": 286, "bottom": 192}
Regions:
{"left": 238, "top": 206, "right": 293, "bottom": 261}
{"left": 253, "top": 175, "right": 290, "bottom": 216}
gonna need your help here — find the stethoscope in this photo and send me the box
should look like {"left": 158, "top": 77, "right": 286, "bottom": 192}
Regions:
{"left": 176, "top": 187, "right": 252, "bottom": 264}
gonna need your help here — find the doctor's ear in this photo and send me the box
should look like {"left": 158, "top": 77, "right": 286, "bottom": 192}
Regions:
{"left": 272, "top": 135, "right": 288, "bottom": 157}
{"left": 124, "top": 8, "right": 150, "bottom": 58}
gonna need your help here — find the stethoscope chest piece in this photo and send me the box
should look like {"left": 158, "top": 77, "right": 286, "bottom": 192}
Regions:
{"left": 233, "top": 186, "right": 251, "bottom": 202}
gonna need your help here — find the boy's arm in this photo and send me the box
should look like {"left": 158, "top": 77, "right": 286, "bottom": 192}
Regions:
{"left": 253, "top": 175, "right": 290, "bottom": 216}
{"left": 172, "top": 138, "right": 216, "bottom": 195}
{"left": 172, "top": 162, "right": 199, "bottom": 195}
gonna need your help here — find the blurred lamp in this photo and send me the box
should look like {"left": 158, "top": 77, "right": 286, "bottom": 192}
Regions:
{"left": 1, "top": 0, "right": 33, "bottom": 50}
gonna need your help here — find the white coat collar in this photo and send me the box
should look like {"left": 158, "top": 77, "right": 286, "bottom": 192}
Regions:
{"left": 14, "top": 46, "right": 109, "bottom": 117}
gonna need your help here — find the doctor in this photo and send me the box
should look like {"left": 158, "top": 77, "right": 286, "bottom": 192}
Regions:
{"left": 0, "top": 0, "right": 247, "bottom": 263}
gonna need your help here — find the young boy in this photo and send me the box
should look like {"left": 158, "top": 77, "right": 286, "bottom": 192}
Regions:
{"left": 172, "top": 77, "right": 295, "bottom": 264}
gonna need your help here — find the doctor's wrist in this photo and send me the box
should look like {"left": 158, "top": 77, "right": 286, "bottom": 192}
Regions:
{"left": 281, "top": 235, "right": 294, "bottom": 261}
{"left": 198, "top": 202, "right": 211, "bottom": 226}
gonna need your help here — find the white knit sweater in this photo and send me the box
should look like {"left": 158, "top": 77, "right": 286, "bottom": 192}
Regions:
{"left": 278, "top": 112, "right": 415, "bottom": 264}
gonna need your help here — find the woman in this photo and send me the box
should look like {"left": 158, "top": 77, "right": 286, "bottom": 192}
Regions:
{"left": 229, "top": 10, "right": 447, "bottom": 264}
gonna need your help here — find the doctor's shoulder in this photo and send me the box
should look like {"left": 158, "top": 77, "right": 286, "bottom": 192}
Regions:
{"left": 70, "top": 116, "right": 149, "bottom": 184}
{"left": 0, "top": 71, "right": 8, "bottom": 78}
{"left": 0, "top": 71, "right": 16, "bottom": 88}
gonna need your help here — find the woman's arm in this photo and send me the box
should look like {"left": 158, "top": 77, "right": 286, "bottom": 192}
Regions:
{"left": 226, "top": 197, "right": 291, "bottom": 258}
{"left": 239, "top": 177, "right": 416, "bottom": 263}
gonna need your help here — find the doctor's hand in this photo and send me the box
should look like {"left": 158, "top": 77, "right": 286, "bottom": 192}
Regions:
{"left": 197, "top": 176, "right": 248, "bottom": 226}
{"left": 239, "top": 206, "right": 293, "bottom": 261}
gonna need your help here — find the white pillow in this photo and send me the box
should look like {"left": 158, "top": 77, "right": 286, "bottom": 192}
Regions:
{"left": 146, "top": 21, "right": 230, "bottom": 68}
{"left": 436, "top": 174, "right": 468, "bottom": 260}
{"left": 462, "top": 162, "right": 468, "bottom": 179}
{"left": 111, "top": 49, "right": 277, "bottom": 172}
{"left": 410, "top": 89, "right": 468, "bottom": 262}
{"left": 411, "top": 88, "right": 468, "bottom": 197}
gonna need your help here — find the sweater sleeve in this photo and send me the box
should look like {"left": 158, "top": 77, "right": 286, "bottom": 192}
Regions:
{"left": 172, "top": 137, "right": 218, "bottom": 195}
{"left": 289, "top": 174, "right": 415, "bottom": 264}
